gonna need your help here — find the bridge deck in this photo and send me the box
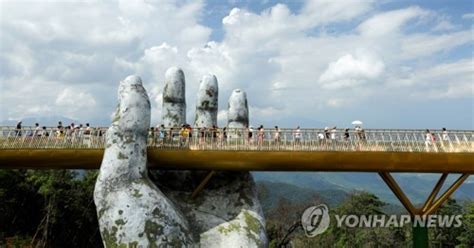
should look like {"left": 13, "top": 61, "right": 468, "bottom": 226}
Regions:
{"left": 1, "top": 127, "right": 472, "bottom": 173}
{"left": 0, "top": 148, "right": 472, "bottom": 173}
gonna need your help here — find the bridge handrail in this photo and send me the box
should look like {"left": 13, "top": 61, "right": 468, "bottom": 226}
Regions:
{"left": 0, "top": 126, "right": 472, "bottom": 153}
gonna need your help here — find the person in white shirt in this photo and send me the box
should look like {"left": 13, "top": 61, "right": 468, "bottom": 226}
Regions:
{"left": 425, "top": 129, "right": 434, "bottom": 151}
{"left": 274, "top": 126, "right": 281, "bottom": 144}
{"left": 34, "top": 123, "right": 41, "bottom": 137}
{"left": 318, "top": 132, "right": 325, "bottom": 148}
{"left": 442, "top": 127, "right": 449, "bottom": 141}
{"left": 83, "top": 123, "right": 92, "bottom": 147}
{"left": 294, "top": 126, "right": 301, "bottom": 144}
{"left": 330, "top": 127, "right": 337, "bottom": 140}
{"left": 247, "top": 126, "right": 254, "bottom": 144}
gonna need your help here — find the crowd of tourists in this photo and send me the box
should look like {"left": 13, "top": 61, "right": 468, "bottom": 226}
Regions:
{"left": 15, "top": 121, "right": 100, "bottom": 138}
{"left": 143, "top": 124, "right": 453, "bottom": 149}
{"left": 11, "top": 121, "right": 453, "bottom": 151}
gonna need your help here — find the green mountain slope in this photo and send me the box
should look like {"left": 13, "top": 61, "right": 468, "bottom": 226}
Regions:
{"left": 253, "top": 172, "right": 474, "bottom": 205}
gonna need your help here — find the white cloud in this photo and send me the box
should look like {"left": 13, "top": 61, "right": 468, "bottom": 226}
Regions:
{"left": 1, "top": 0, "right": 472, "bottom": 128}
{"left": 319, "top": 52, "right": 385, "bottom": 89}
{"left": 401, "top": 31, "right": 472, "bottom": 59}
{"left": 357, "top": 6, "right": 429, "bottom": 36}
{"left": 299, "top": 0, "right": 374, "bottom": 27}
{"left": 1, "top": 0, "right": 210, "bottom": 123}
{"left": 388, "top": 59, "right": 473, "bottom": 99}
{"left": 462, "top": 13, "right": 474, "bottom": 19}
{"left": 432, "top": 19, "right": 456, "bottom": 31}
{"left": 55, "top": 88, "right": 96, "bottom": 107}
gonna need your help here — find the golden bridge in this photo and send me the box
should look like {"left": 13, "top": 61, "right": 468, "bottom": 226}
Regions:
{"left": 1, "top": 126, "right": 473, "bottom": 247}
{"left": 1, "top": 127, "right": 471, "bottom": 172}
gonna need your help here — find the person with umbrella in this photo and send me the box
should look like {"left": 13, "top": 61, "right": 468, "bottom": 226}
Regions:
{"left": 352, "top": 120, "right": 363, "bottom": 140}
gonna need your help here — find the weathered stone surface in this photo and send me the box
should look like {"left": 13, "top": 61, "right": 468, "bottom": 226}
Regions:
{"left": 94, "top": 75, "right": 194, "bottom": 247}
{"left": 227, "top": 89, "right": 249, "bottom": 128}
{"left": 194, "top": 74, "right": 218, "bottom": 128}
{"left": 154, "top": 171, "right": 268, "bottom": 248}
{"left": 162, "top": 67, "right": 186, "bottom": 127}
{"left": 153, "top": 69, "right": 267, "bottom": 246}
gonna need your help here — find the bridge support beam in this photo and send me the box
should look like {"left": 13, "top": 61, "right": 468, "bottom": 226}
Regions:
{"left": 379, "top": 172, "right": 470, "bottom": 248}
{"left": 191, "top": 171, "right": 216, "bottom": 199}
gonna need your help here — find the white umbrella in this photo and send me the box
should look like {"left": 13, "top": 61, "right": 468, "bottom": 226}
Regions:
{"left": 351, "top": 120, "right": 363, "bottom": 125}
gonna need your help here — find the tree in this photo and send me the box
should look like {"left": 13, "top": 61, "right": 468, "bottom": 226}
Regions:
{"left": 430, "top": 198, "right": 464, "bottom": 248}
{"left": 305, "top": 191, "right": 410, "bottom": 248}
{"left": 266, "top": 194, "right": 322, "bottom": 247}
{"left": 456, "top": 200, "right": 474, "bottom": 247}
{"left": 0, "top": 169, "right": 42, "bottom": 241}
{"left": 0, "top": 169, "right": 102, "bottom": 248}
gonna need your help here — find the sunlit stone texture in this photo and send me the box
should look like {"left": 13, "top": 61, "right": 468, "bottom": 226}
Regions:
{"left": 195, "top": 74, "right": 218, "bottom": 127}
{"left": 94, "top": 75, "right": 194, "bottom": 247}
{"left": 227, "top": 89, "right": 249, "bottom": 128}
{"left": 153, "top": 72, "right": 267, "bottom": 246}
{"left": 162, "top": 67, "right": 186, "bottom": 127}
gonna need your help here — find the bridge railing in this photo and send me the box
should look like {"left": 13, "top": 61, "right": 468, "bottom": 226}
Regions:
{"left": 1, "top": 126, "right": 472, "bottom": 153}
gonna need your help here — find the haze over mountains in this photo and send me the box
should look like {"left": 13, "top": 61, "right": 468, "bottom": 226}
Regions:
{"left": 0, "top": 115, "right": 109, "bottom": 127}
{"left": 253, "top": 172, "right": 474, "bottom": 206}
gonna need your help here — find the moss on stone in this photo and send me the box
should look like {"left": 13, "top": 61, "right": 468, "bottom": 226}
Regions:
{"left": 117, "top": 152, "right": 128, "bottom": 160}
{"left": 102, "top": 226, "right": 118, "bottom": 247}
{"left": 164, "top": 112, "right": 180, "bottom": 125}
{"left": 152, "top": 207, "right": 164, "bottom": 218}
{"left": 201, "top": 100, "right": 210, "bottom": 109}
{"left": 243, "top": 211, "right": 263, "bottom": 247}
{"left": 98, "top": 207, "right": 107, "bottom": 219}
{"left": 244, "top": 211, "right": 260, "bottom": 234}
{"left": 123, "top": 135, "right": 135, "bottom": 144}
{"left": 144, "top": 220, "right": 163, "bottom": 247}
{"left": 112, "top": 104, "right": 121, "bottom": 123}
{"left": 115, "top": 218, "right": 126, "bottom": 226}
{"left": 132, "top": 189, "right": 143, "bottom": 198}
{"left": 217, "top": 222, "right": 241, "bottom": 235}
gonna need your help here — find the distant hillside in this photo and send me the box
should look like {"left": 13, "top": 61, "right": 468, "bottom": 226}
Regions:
{"left": 253, "top": 172, "right": 345, "bottom": 191}
{"left": 256, "top": 180, "right": 347, "bottom": 213}
{"left": 253, "top": 172, "right": 474, "bottom": 206}
{"left": 255, "top": 180, "right": 404, "bottom": 215}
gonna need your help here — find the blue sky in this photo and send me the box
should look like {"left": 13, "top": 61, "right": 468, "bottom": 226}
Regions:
{"left": 0, "top": 0, "right": 472, "bottom": 129}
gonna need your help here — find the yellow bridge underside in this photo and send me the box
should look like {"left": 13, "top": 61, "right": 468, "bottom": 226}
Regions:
{"left": 0, "top": 149, "right": 472, "bottom": 173}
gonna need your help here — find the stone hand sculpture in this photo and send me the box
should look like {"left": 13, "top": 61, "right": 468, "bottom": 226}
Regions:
{"left": 94, "top": 70, "right": 267, "bottom": 247}
{"left": 162, "top": 67, "right": 186, "bottom": 127}
{"left": 94, "top": 75, "right": 194, "bottom": 247}
{"left": 227, "top": 89, "right": 249, "bottom": 128}
{"left": 154, "top": 68, "right": 267, "bottom": 247}
{"left": 195, "top": 74, "right": 219, "bottom": 127}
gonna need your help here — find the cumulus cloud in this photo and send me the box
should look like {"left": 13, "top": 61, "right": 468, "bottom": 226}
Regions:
{"left": 1, "top": 0, "right": 210, "bottom": 123}
{"left": 390, "top": 59, "right": 473, "bottom": 99}
{"left": 319, "top": 52, "right": 385, "bottom": 89}
{"left": 55, "top": 88, "right": 97, "bottom": 119}
{"left": 1, "top": 0, "right": 472, "bottom": 128}
{"left": 56, "top": 88, "right": 96, "bottom": 107}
